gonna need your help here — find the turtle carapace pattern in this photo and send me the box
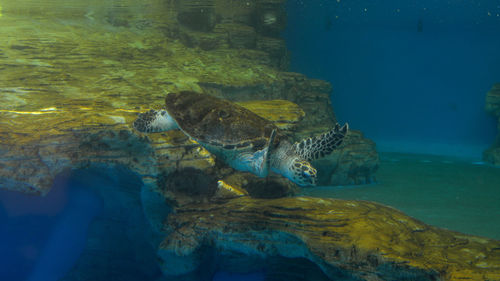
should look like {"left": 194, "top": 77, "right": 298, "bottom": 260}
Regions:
{"left": 133, "top": 91, "right": 349, "bottom": 186}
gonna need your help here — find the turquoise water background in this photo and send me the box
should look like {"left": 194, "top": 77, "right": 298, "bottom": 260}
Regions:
{"left": 284, "top": 0, "right": 500, "bottom": 157}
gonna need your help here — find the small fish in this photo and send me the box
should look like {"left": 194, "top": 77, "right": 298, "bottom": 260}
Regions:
{"left": 417, "top": 18, "right": 423, "bottom": 32}
{"left": 325, "top": 15, "right": 333, "bottom": 31}
{"left": 262, "top": 12, "right": 277, "bottom": 25}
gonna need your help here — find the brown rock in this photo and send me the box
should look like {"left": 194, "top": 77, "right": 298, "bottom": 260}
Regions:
{"left": 0, "top": 10, "right": 379, "bottom": 245}
{"left": 485, "top": 83, "right": 500, "bottom": 115}
{"left": 223, "top": 23, "right": 257, "bottom": 49}
{"left": 176, "top": 0, "right": 217, "bottom": 32}
{"left": 159, "top": 196, "right": 500, "bottom": 281}
{"left": 316, "top": 130, "right": 379, "bottom": 185}
{"left": 254, "top": 0, "right": 287, "bottom": 37}
{"left": 256, "top": 36, "right": 288, "bottom": 69}
{"left": 180, "top": 31, "right": 228, "bottom": 51}
{"left": 214, "top": 0, "right": 256, "bottom": 25}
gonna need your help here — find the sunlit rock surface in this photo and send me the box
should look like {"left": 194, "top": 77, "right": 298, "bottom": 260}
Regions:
{"left": 0, "top": 15, "right": 375, "bottom": 196}
{"left": 160, "top": 196, "right": 500, "bottom": 281}
{"left": 484, "top": 83, "right": 500, "bottom": 165}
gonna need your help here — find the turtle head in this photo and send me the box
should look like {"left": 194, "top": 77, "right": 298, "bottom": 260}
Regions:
{"left": 287, "top": 158, "right": 317, "bottom": 186}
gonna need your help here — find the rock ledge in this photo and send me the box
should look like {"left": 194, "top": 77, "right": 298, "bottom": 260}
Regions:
{"left": 160, "top": 196, "right": 500, "bottom": 281}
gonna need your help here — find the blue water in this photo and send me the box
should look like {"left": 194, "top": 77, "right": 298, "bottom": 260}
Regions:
{"left": 0, "top": 168, "right": 264, "bottom": 281}
{"left": 0, "top": 167, "right": 166, "bottom": 281}
{"left": 0, "top": 172, "right": 102, "bottom": 281}
{"left": 284, "top": 0, "right": 500, "bottom": 158}
{"left": 212, "top": 271, "right": 265, "bottom": 281}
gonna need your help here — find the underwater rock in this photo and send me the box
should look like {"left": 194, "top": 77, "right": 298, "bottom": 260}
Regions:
{"left": 484, "top": 83, "right": 500, "bottom": 165}
{"left": 178, "top": 30, "right": 228, "bottom": 51}
{"left": 316, "top": 130, "right": 379, "bottom": 185}
{"left": 163, "top": 0, "right": 289, "bottom": 66}
{"left": 224, "top": 23, "right": 257, "bottom": 49}
{"left": 0, "top": 15, "right": 379, "bottom": 279}
{"left": 158, "top": 196, "right": 500, "bottom": 281}
{"left": 0, "top": 16, "right": 377, "bottom": 198}
{"left": 256, "top": 36, "right": 288, "bottom": 69}
{"left": 175, "top": 0, "right": 217, "bottom": 32}
{"left": 0, "top": 97, "right": 326, "bottom": 196}
{"left": 254, "top": 0, "right": 287, "bottom": 37}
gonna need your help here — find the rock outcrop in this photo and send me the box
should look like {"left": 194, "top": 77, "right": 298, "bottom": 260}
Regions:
{"left": 159, "top": 196, "right": 500, "bottom": 281}
{"left": 163, "top": 0, "right": 289, "bottom": 69}
{"left": 484, "top": 83, "right": 500, "bottom": 165}
{"left": 0, "top": 15, "right": 376, "bottom": 196}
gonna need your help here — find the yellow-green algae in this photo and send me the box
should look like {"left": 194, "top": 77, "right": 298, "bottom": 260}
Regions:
{"left": 0, "top": 11, "right": 286, "bottom": 197}
{"left": 162, "top": 196, "right": 500, "bottom": 280}
{"left": 0, "top": 13, "right": 279, "bottom": 144}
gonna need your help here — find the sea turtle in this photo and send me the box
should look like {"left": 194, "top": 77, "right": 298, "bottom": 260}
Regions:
{"left": 133, "top": 91, "right": 348, "bottom": 186}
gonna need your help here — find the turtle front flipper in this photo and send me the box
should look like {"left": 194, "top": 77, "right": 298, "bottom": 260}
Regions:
{"left": 263, "top": 129, "right": 277, "bottom": 174}
{"left": 293, "top": 123, "right": 349, "bottom": 162}
{"left": 269, "top": 140, "right": 318, "bottom": 187}
{"left": 133, "top": 109, "right": 179, "bottom": 133}
{"left": 226, "top": 129, "right": 276, "bottom": 178}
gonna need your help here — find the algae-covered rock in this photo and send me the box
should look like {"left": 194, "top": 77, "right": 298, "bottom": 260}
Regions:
{"left": 0, "top": 4, "right": 378, "bottom": 198}
{"left": 159, "top": 196, "right": 500, "bottom": 281}
{"left": 485, "top": 83, "right": 500, "bottom": 115}
{"left": 316, "top": 130, "right": 379, "bottom": 185}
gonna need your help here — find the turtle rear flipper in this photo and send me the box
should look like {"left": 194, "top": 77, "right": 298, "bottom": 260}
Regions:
{"left": 293, "top": 123, "right": 349, "bottom": 162}
{"left": 133, "top": 109, "right": 178, "bottom": 133}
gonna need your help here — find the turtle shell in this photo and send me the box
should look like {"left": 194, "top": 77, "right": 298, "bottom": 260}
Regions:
{"left": 165, "top": 91, "right": 279, "bottom": 150}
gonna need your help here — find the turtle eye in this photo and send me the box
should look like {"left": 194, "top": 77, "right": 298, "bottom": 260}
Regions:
{"left": 218, "top": 110, "right": 230, "bottom": 118}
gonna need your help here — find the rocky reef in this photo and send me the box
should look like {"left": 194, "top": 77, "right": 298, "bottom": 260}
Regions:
{"left": 160, "top": 196, "right": 500, "bottom": 281}
{"left": 0, "top": 11, "right": 377, "bottom": 196}
{"left": 484, "top": 83, "right": 500, "bottom": 165}
{"left": 165, "top": 0, "right": 289, "bottom": 69}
